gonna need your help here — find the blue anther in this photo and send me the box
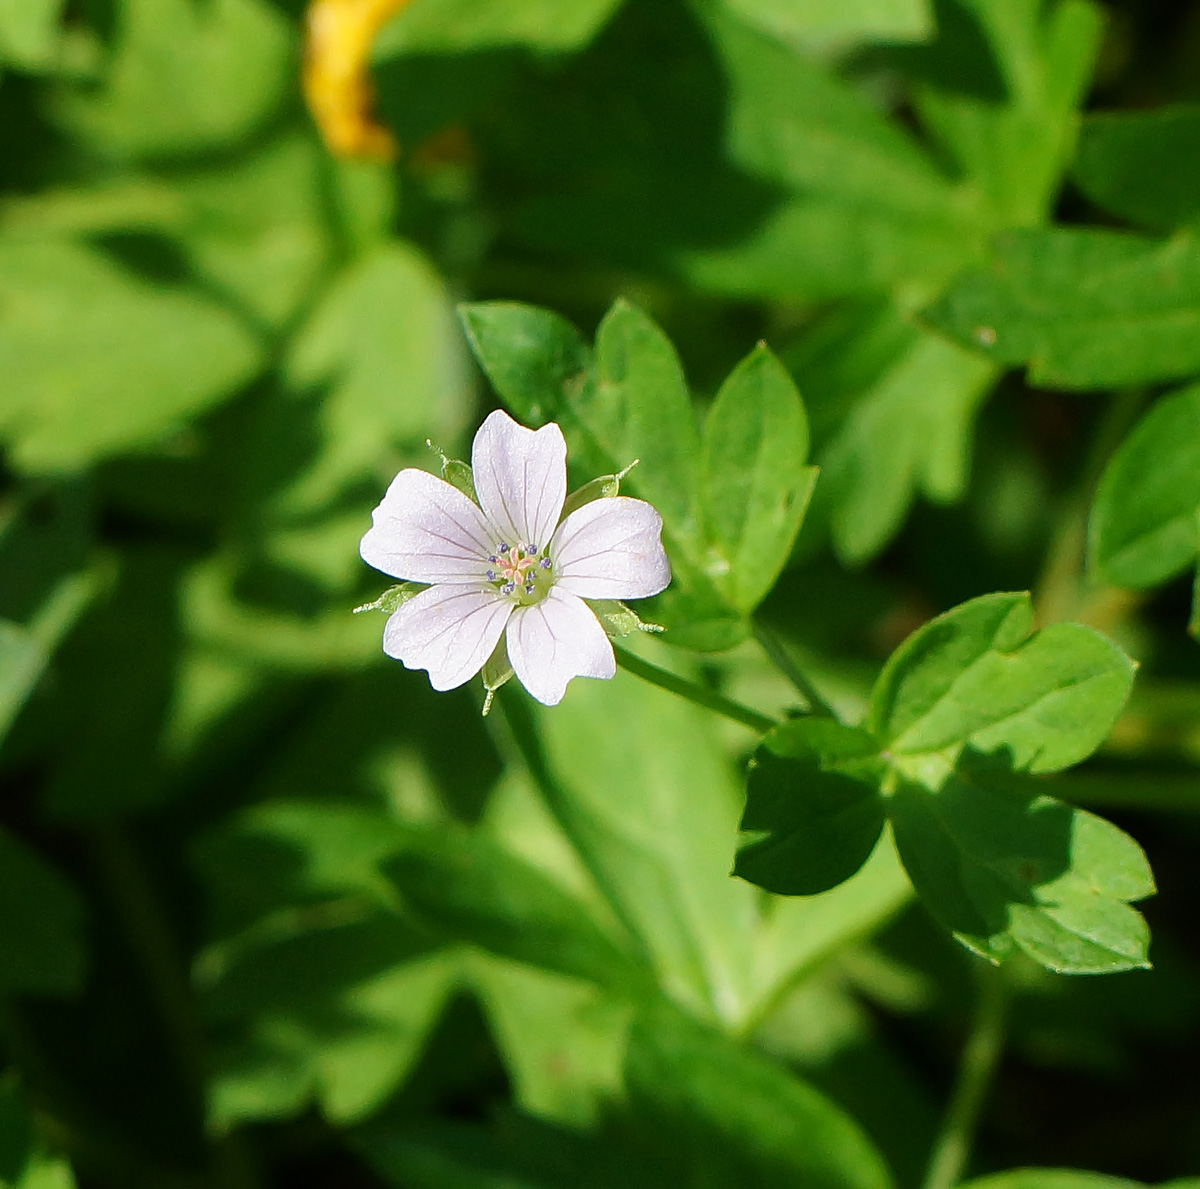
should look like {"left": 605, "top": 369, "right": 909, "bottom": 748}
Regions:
{"left": 540, "top": 557, "right": 552, "bottom": 570}
{"left": 501, "top": 582, "right": 515, "bottom": 595}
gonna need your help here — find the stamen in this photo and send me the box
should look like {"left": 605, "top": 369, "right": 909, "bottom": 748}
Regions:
{"left": 486, "top": 570, "right": 496, "bottom": 581}
{"left": 498, "top": 543, "right": 509, "bottom": 553}
{"left": 488, "top": 555, "right": 498, "bottom": 564}
{"left": 540, "top": 557, "right": 552, "bottom": 570}
{"left": 501, "top": 582, "right": 515, "bottom": 595}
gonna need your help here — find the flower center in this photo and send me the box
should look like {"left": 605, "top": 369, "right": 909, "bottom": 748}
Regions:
{"left": 485, "top": 542, "right": 554, "bottom": 606}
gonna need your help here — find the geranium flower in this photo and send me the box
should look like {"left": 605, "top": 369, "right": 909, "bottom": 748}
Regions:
{"left": 360, "top": 410, "right": 671, "bottom": 705}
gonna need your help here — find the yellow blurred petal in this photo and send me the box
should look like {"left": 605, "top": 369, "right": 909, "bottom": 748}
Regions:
{"left": 303, "top": 0, "right": 411, "bottom": 160}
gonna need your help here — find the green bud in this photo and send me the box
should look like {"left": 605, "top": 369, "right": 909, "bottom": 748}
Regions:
{"left": 353, "top": 582, "right": 426, "bottom": 615}
{"left": 481, "top": 638, "right": 514, "bottom": 717}
{"left": 427, "top": 439, "right": 477, "bottom": 503}
{"left": 559, "top": 459, "right": 638, "bottom": 521}
{"left": 587, "top": 598, "right": 665, "bottom": 639}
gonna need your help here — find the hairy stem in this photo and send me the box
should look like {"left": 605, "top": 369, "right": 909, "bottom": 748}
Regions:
{"left": 922, "top": 965, "right": 1008, "bottom": 1189}
{"left": 612, "top": 646, "right": 776, "bottom": 734}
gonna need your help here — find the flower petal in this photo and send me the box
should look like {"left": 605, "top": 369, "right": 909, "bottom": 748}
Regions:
{"left": 550, "top": 496, "right": 671, "bottom": 600}
{"left": 383, "top": 583, "right": 513, "bottom": 691}
{"left": 471, "top": 410, "right": 567, "bottom": 551}
{"left": 507, "top": 589, "right": 615, "bottom": 706}
{"left": 360, "top": 468, "right": 495, "bottom": 583}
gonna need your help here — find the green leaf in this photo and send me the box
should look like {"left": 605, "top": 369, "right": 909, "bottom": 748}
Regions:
{"left": 203, "top": 917, "right": 456, "bottom": 1127}
{"left": 1074, "top": 104, "right": 1200, "bottom": 232}
{"left": 0, "top": 1080, "right": 77, "bottom": 1188}
{"left": 0, "top": 826, "right": 86, "bottom": 995}
{"left": 687, "top": 2, "right": 979, "bottom": 300}
{"left": 719, "top": 0, "right": 933, "bottom": 52}
{"left": 283, "top": 243, "right": 468, "bottom": 515}
{"left": 1089, "top": 383, "right": 1200, "bottom": 589}
{"left": 468, "top": 954, "right": 630, "bottom": 1127}
{"left": 0, "top": 0, "right": 64, "bottom": 70}
{"left": 923, "top": 227, "right": 1200, "bottom": 390}
{"left": 0, "top": 237, "right": 262, "bottom": 473}
{"left": 175, "top": 133, "right": 335, "bottom": 331}
{"left": 700, "top": 344, "right": 817, "bottom": 611}
{"left": 624, "top": 1002, "right": 894, "bottom": 1189}
{"left": 909, "top": 0, "right": 1104, "bottom": 228}
{"left": 870, "top": 592, "right": 1135, "bottom": 774}
{"left": 376, "top": 0, "right": 622, "bottom": 55}
{"left": 588, "top": 300, "right": 703, "bottom": 551}
{"left": 0, "top": 566, "right": 96, "bottom": 747}
{"left": 806, "top": 309, "right": 998, "bottom": 564}
{"left": 533, "top": 669, "right": 762, "bottom": 1024}
{"left": 458, "top": 302, "right": 593, "bottom": 428}
{"left": 736, "top": 719, "right": 886, "bottom": 895}
{"left": 51, "top": 0, "right": 292, "bottom": 159}
{"left": 888, "top": 770, "right": 1153, "bottom": 972}
{"left": 962, "top": 1173, "right": 1148, "bottom": 1189}
{"left": 382, "top": 827, "right": 649, "bottom": 994}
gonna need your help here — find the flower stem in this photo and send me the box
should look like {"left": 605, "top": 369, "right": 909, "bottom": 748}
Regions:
{"left": 921, "top": 964, "right": 1008, "bottom": 1189}
{"left": 612, "top": 646, "right": 775, "bottom": 734}
{"left": 751, "top": 621, "right": 835, "bottom": 717}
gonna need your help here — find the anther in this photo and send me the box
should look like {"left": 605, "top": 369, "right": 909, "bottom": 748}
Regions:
{"left": 488, "top": 555, "right": 498, "bottom": 564}
{"left": 540, "top": 557, "right": 552, "bottom": 569}
{"left": 486, "top": 570, "right": 496, "bottom": 581}
{"left": 498, "top": 543, "right": 509, "bottom": 553}
{"left": 501, "top": 582, "right": 515, "bottom": 595}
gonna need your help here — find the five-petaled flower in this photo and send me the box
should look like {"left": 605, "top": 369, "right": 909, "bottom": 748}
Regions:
{"left": 360, "top": 410, "right": 671, "bottom": 705}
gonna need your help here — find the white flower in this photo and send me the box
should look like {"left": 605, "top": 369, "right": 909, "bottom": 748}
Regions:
{"left": 360, "top": 409, "right": 671, "bottom": 705}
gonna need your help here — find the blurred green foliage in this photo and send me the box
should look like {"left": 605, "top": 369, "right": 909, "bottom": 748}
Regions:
{"left": 2, "top": 0, "right": 1200, "bottom": 1187}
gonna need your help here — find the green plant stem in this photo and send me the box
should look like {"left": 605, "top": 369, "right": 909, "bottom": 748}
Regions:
{"left": 612, "top": 646, "right": 776, "bottom": 734}
{"left": 91, "top": 822, "right": 263, "bottom": 1189}
{"left": 921, "top": 965, "right": 1008, "bottom": 1189}
{"left": 751, "top": 621, "right": 835, "bottom": 717}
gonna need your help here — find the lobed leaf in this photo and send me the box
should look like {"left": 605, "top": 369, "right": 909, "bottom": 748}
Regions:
{"left": 888, "top": 770, "right": 1153, "bottom": 974}
{"left": 924, "top": 228, "right": 1200, "bottom": 389}
{"left": 870, "top": 592, "right": 1134, "bottom": 773}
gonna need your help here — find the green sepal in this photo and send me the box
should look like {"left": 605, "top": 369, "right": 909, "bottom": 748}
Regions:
{"left": 427, "top": 439, "right": 477, "bottom": 503}
{"left": 587, "top": 599, "right": 665, "bottom": 640}
{"left": 353, "top": 582, "right": 426, "bottom": 615}
{"left": 481, "top": 637, "right": 514, "bottom": 716}
{"left": 560, "top": 460, "right": 639, "bottom": 521}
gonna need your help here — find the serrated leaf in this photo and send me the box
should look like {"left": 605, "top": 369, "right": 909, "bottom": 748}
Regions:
{"left": 1074, "top": 104, "right": 1200, "bottom": 232}
{"left": 870, "top": 592, "right": 1135, "bottom": 773}
{"left": 701, "top": 344, "right": 817, "bottom": 611}
{"left": 924, "top": 227, "right": 1200, "bottom": 390}
{"left": 1089, "top": 383, "right": 1200, "bottom": 589}
{"left": 51, "top": 0, "right": 292, "bottom": 159}
{"left": 888, "top": 770, "right": 1153, "bottom": 973}
{"left": 736, "top": 719, "right": 885, "bottom": 895}
{"left": 0, "top": 238, "right": 262, "bottom": 472}
{"left": 458, "top": 302, "right": 593, "bottom": 428}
